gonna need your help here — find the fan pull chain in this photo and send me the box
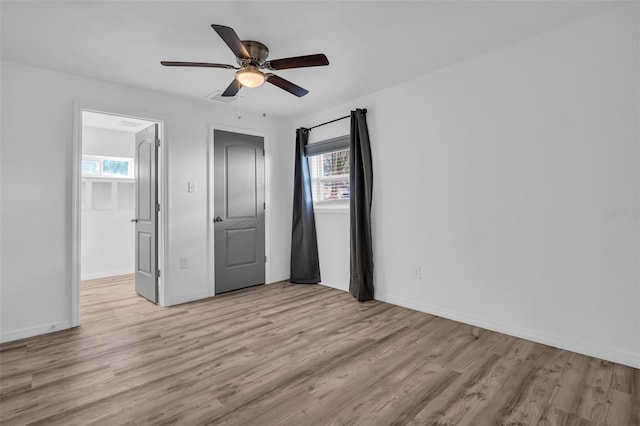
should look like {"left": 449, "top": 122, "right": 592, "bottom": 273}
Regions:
{"left": 262, "top": 89, "right": 267, "bottom": 118}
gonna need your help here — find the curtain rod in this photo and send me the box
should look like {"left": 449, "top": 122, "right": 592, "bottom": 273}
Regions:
{"left": 305, "top": 108, "right": 367, "bottom": 131}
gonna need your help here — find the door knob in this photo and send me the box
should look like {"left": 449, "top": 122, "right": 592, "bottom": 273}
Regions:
{"left": 130, "top": 218, "right": 138, "bottom": 223}
{"left": 214, "top": 216, "right": 223, "bottom": 222}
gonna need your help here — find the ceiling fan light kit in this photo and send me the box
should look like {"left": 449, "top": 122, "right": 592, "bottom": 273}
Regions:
{"left": 236, "top": 65, "right": 265, "bottom": 88}
{"left": 161, "top": 24, "right": 329, "bottom": 97}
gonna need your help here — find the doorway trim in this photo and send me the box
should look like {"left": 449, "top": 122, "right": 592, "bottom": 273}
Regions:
{"left": 207, "top": 123, "right": 271, "bottom": 296}
{"left": 71, "top": 103, "right": 167, "bottom": 326}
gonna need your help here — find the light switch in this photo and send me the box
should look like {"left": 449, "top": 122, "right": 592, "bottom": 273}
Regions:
{"left": 187, "top": 182, "right": 197, "bottom": 193}
{"left": 413, "top": 266, "right": 422, "bottom": 279}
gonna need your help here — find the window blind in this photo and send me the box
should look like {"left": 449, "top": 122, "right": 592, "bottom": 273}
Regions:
{"left": 308, "top": 148, "right": 350, "bottom": 203}
{"left": 305, "top": 135, "right": 349, "bottom": 157}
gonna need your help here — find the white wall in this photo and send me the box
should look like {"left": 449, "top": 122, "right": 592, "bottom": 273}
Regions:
{"left": 81, "top": 127, "right": 136, "bottom": 280}
{"left": 0, "top": 61, "right": 293, "bottom": 342}
{"left": 297, "top": 5, "right": 640, "bottom": 367}
{"left": 83, "top": 127, "right": 135, "bottom": 158}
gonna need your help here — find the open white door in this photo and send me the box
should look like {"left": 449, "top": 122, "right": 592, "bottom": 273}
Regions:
{"left": 133, "top": 124, "right": 159, "bottom": 303}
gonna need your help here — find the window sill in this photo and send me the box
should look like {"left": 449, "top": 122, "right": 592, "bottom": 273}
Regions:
{"left": 314, "top": 204, "right": 349, "bottom": 214}
{"left": 82, "top": 176, "right": 134, "bottom": 181}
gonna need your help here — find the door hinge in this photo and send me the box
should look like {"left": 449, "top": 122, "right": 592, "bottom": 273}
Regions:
{"left": 262, "top": 148, "right": 265, "bottom": 156}
{"left": 265, "top": 255, "right": 267, "bottom": 263}
{"left": 155, "top": 139, "right": 161, "bottom": 147}
{"left": 263, "top": 202, "right": 266, "bottom": 210}
{"left": 156, "top": 204, "right": 160, "bottom": 212}
{"left": 157, "top": 270, "right": 161, "bottom": 277}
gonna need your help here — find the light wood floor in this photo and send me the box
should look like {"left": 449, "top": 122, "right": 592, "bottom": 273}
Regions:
{"left": 0, "top": 275, "right": 637, "bottom": 425}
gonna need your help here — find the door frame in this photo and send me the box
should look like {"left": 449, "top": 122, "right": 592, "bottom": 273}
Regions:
{"left": 207, "top": 123, "right": 270, "bottom": 296}
{"left": 71, "top": 103, "right": 167, "bottom": 326}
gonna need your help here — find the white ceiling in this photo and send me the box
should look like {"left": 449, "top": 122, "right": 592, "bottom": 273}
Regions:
{"left": 1, "top": 1, "right": 619, "bottom": 118}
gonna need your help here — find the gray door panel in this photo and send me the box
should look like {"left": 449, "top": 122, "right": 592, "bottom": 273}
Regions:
{"left": 134, "top": 124, "right": 159, "bottom": 303}
{"left": 214, "top": 130, "right": 265, "bottom": 294}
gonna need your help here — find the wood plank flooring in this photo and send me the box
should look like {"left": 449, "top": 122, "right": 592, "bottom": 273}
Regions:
{"left": 0, "top": 275, "right": 638, "bottom": 425}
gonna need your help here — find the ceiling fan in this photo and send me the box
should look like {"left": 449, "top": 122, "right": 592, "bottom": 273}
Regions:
{"left": 161, "top": 24, "right": 329, "bottom": 98}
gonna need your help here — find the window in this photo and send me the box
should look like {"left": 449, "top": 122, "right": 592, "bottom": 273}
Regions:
{"left": 306, "top": 135, "right": 350, "bottom": 205}
{"left": 102, "top": 159, "right": 130, "bottom": 177}
{"left": 82, "top": 155, "right": 133, "bottom": 179}
{"left": 82, "top": 159, "right": 100, "bottom": 175}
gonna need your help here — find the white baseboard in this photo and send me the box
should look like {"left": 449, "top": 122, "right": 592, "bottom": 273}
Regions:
{"left": 167, "top": 281, "right": 288, "bottom": 306}
{"left": 164, "top": 291, "right": 212, "bottom": 307}
{"left": 81, "top": 268, "right": 134, "bottom": 281}
{"left": 0, "top": 320, "right": 72, "bottom": 344}
{"left": 376, "top": 293, "right": 640, "bottom": 369}
{"left": 319, "top": 281, "right": 349, "bottom": 292}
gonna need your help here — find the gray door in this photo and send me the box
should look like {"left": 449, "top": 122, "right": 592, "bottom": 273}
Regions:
{"left": 214, "top": 129, "right": 265, "bottom": 294}
{"left": 134, "top": 124, "right": 159, "bottom": 303}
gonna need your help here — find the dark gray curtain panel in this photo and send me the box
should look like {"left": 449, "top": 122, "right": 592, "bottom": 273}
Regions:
{"left": 290, "top": 128, "right": 321, "bottom": 284}
{"left": 349, "top": 109, "right": 374, "bottom": 301}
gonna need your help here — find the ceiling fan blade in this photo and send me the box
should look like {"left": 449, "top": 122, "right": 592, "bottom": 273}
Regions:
{"left": 267, "top": 54, "right": 329, "bottom": 70}
{"left": 221, "top": 79, "right": 242, "bottom": 97}
{"left": 160, "top": 61, "right": 237, "bottom": 69}
{"left": 211, "top": 24, "right": 250, "bottom": 60}
{"left": 266, "top": 74, "right": 309, "bottom": 97}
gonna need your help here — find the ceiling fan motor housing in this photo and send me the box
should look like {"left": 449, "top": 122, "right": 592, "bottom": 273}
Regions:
{"left": 240, "top": 40, "right": 269, "bottom": 66}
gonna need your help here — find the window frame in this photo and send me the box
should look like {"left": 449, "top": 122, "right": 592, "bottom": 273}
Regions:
{"left": 306, "top": 135, "right": 350, "bottom": 210}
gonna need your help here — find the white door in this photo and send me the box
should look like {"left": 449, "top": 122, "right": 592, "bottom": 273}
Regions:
{"left": 134, "top": 124, "right": 159, "bottom": 303}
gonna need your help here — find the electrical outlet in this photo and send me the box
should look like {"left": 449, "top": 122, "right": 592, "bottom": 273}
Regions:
{"left": 413, "top": 266, "right": 422, "bottom": 279}
{"left": 179, "top": 257, "right": 189, "bottom": 269}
